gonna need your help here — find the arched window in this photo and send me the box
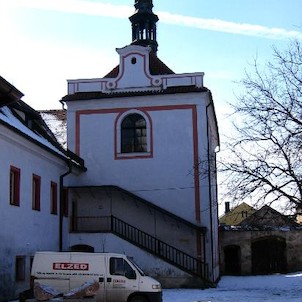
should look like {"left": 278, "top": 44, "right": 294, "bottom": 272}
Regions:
{"left": 70, "top": 244, "right": 95, "bottom": 253}
{"left": 121, "top": 114, "right": 147, "bottom": 153}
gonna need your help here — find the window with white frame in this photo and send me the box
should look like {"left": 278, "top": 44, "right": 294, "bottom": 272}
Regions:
{"left": 116, "top": 110, "right": 152, "bottom": 158}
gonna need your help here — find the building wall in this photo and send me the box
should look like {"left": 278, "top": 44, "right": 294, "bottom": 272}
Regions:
{"left": 219, "top": 229, "right": 302, "bottom": 275}
{"left": 0, "top": 124, "right": 68, "bottom": 300}
{"left": 68, "top": 232, "right": 204, "bottom": 288}
{"left": 66, "top": 93, "right": 211, "bottom": 224}
{"left": 202, "top": 103, "right": 219, "bottom": 281}
{"left": 65, "top": 91, "right": 219, "bottom": 281}
{"left": 67, "top": 187, "right": 200, "bottom": 256}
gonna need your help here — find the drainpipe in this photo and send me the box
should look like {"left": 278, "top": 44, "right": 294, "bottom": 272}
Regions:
{"left": 206, "top": 100, "right": 219, "bottom": 281}
{"left": 59, "top": 161, "right": 72, "bottom": 251}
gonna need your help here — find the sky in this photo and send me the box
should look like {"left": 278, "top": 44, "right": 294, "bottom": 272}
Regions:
{"left": 1, "top": 0, "right": 301, "bottom": 115}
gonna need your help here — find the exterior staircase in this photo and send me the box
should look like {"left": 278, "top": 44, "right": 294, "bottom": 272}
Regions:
{"left": 72, "top": 214, "right": 213, "bottom": 286}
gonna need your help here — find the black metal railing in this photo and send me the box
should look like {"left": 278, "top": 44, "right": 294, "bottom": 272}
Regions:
{"left": 111, "top": 216, "right": 208, "bottom": 279}
{"left": 71, "top": 215, "right": 209, "bottom": 281}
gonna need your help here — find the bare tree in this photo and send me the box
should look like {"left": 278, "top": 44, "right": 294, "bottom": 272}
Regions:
{"left": 220, "top": 40, "right": 302, "bottom": 215}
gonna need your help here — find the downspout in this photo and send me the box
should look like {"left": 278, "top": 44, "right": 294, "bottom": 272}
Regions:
{"left": 206, "top": 101, "right": 214, "bottom": 281}
{"left": 59, "top": 161, "right": 72, "bottom": 251}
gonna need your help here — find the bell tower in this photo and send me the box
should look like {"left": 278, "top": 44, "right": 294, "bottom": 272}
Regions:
{"left": 129, "top": 0, "right": 159, "bottom": 54}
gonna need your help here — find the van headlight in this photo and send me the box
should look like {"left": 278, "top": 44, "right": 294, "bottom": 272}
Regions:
{"left": 152, "top": 284, "right": 161, "bottom": 290}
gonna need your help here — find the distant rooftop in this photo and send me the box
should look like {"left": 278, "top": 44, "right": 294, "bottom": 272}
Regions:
{"left": 39, "top": 110, "right": 67, "bottom": 149}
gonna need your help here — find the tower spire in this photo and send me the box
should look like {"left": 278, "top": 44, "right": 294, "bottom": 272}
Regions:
{"left": 129, "top": 0, "right": 159, "bottom": 54}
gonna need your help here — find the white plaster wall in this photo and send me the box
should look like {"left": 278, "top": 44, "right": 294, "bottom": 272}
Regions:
{"left": 68, "top": 187, "right": 198, "bottom": 256}
{"left": 66, "top": 93, "right": 211, "bottom": 224}
{"left": 0, "top": 125, "right": 69, "bottom": 299}
{"left": 68, "top": 232, "right": 196, "bottom": 288}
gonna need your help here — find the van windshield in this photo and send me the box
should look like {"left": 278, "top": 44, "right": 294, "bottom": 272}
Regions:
{"left": 127, "top": 257, "right": 145, "bottom": 276}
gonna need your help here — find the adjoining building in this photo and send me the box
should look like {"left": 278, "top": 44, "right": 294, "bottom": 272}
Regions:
{"left": 0, "top": 76, "right": 86, "bottom": 301}
{"left": 219, "top": 202, "right": 302, "bottom": 275}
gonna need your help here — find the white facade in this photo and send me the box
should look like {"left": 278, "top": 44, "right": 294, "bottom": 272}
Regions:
{"left": 0, "top": 83, "right": 85, "bottom": 300}
{"left": 63, "top": 45, "right": 220, "bottom": 286}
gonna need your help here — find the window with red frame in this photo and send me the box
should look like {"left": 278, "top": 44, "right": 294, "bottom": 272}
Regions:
{"left": 50, "top": 181, "right": 58, "bottom": 215}
{"left": 10, "top": 166, "right": 20, "bottom": 206}
{"left": 62, "top": 187, "right": 69, "bottom": 217}
{"left": 32, "top": 174, "right": 41, "bottom": 211}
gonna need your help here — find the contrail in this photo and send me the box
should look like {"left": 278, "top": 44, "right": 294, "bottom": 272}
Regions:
{"left": 5, "top": 0, "right": 302, "bottom": 40}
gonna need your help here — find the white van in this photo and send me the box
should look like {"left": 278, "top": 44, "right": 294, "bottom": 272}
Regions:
{"left": 30, "top": 252, "right": 162, "bottom": 302}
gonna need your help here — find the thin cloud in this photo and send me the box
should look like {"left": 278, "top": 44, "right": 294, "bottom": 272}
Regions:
{"left": 5, "top": 0, "right": 302, "bottom": 40}
{"left": 159, "top": 11, "right": 302, "bottom": 40}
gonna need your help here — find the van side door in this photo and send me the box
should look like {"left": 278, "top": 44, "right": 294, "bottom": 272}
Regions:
{"left": 105, "top": 256, "right": 139, "bottom": 302}
{"left": 69, "top": 254, "right": 106, "bottom": 302}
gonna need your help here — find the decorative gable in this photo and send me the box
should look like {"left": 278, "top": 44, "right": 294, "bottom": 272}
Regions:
{"left": 106, "top": 45, "right": 160, "bottom": 90}
{"left": 67, "top": 45, "right": 204, "bottom": 95}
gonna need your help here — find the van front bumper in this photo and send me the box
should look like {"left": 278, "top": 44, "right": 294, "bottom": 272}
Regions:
{"left": 146, "top": 291, "right": 162, "bottom": 302}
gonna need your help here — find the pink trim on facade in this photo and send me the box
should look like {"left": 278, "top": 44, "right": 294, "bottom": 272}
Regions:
{"left": 75, "top": 108, "right": 121, "bottom": 155}
{"left": 75, "top": 104, "right": 201, "bottom": 225}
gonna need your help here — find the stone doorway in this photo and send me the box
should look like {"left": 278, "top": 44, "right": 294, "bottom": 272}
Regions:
{"left": 224, "top": 245, "right": 241, "bottom": 275}
{"left": 252, "top": 237, "right": 287, "bottom": 274}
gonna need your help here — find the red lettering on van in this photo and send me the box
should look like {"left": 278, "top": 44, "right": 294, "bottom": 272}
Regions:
{"left": 53, "top": 263, "right": 89, "bottom": 270}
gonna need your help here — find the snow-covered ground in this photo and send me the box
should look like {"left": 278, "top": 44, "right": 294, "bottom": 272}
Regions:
{"left": 163, "top": 272, "right": 302, "bottom": 302}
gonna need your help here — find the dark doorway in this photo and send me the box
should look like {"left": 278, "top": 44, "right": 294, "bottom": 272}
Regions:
{"left": 224, "top": 245, "right": 241, "bottom": 275}
{"left": 252, "top": 237, "right": 287, "bottom": 274}
{"left": 70, "top": 244, "right": 95, "bottom": 253}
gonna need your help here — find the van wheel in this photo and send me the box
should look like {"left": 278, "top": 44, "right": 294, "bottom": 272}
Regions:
{"left": 130, "top": 295, "right": 148, "bottom": 302}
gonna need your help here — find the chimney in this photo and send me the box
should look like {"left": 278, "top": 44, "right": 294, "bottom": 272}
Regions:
{"left": 225, "top": 202, "right": 230, "bottom": 214}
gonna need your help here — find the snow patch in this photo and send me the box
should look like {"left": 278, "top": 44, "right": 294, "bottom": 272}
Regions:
{"left": 163, "top": 272, "right": 302, "bottom": 302}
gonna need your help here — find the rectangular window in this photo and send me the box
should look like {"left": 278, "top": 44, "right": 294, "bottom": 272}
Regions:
{"left": 110, "top": 257, "right": 125, "bottom": 275}
{"left": 50, "top": 181, "right": 58, "bottom": 215}
{"left": 10, "top": 166, "right": 20, "bottom": 206}
{"left": 62, "top": 187, "right": 69, "bottom": 217}
{"left": 16, "top": 256, "right": 25, "bottom": 281}
{"left": 32, "top": 174, "right": 41, "bottom": 211}
{"left": 109, "top": 257, "right": 136, "bottom": 279}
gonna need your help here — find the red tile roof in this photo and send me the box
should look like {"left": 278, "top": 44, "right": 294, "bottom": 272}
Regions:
{"left": 39, "top": 109, "right": 66, "bottom": 122}
{"left": 62, "top": 86, "right": 208, "bottom": 102}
